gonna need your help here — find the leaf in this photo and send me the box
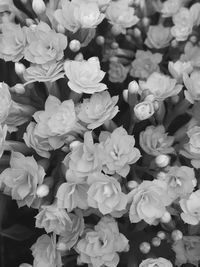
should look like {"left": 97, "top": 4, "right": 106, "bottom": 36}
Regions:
{"left": 0, "top": 224, "right": 34, "bottom": 241}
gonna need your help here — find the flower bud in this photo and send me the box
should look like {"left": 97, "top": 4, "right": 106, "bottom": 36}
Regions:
{"left": 26, "top": 18, "right": 35, "bottom": 26}
{"left": 190, "top": 35, "right": 197, "bottom": 44}
{"left": 69, "top": 40, "right": 81, "bottom": 52}
{"left": 69, "top": 140, "right": 82, "bottom": 150}
{"left": 12, "top": 84, "right": 25, "bottom": 94}
{"left": 151, "top": 237, "right": 161, "bottom": 247}
{"left": 57, "top": 24, "right": 65, "bottom": 34}
{"left": 157, "top": 231, "right": 166, "bottom": 240}
{"left": 142, "top": 17, "right": 150, "bottom": 28}
{"left": 160, "top": 211, "right": 171, "bottom": 223}
{"left": 127, "top": 180, "right": 138, "bottom": 190}
{"left": 111, "top": 42, "right": 119, "bottom": 49}
{"left": 139, "top": 242, "right": 151, "bottom": 254}
{"left": 96, "top": 36, "right": 105, "bottom": 46}
{"left": 15, "top": 62, "right": 26, "bottom": 75}
{"left": 57, "top": 242, "right": 68, "bottom": 252}
{"left": 32, "top": 0, "right": 46, "bottom": 15}
{"left": 133, "top": 28, "right": 142, "bottom": 38}
{"left": 111, "top": 25, "right": 122, "bottom": 36}
{"left": 74, "top": 53, "right": 84, "bottom": 61}
{"left": 123, "top": 89, "right": 128, "bottom": 103}
{"left": 171, "top": 230, "right": 183, "bottom": 241}
{"left": 36, "top": 184, "right": 49, "bottom": 198}
{"left": 128, "top": 81, "right": 139, "bottom": 94}
{"left": 157, "top": 171, "right": 166, "bottom": 180}
{"left": 171, "top": 95, "right": 180, "bottom": 104}
{"left": 155, "top": 154, "right": 170, "bottom": 168}
{"left": 134, "top": 101, "right": 155, "bottom": 121}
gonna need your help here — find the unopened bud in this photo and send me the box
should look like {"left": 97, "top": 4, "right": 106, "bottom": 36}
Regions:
{"left": 26, "top": 18, "right": 35, "bottom": 26}
{"left": 12, "top": 84, "right": 25, "bottom": 94}
{"left": 127, "top": 180, "right": 138, "bottom": 190}
{"left": 74, "top": 53, "right": 84, "bottom": 61}
{"left": 32, "top": 0, "right": 46, "bottom": 14}
{"left": 151, "top": 237, "right": 161, "bottom": 247}
{"left": 69, "top": 40, "right": 81, "bottom": 52}
{"left": 157, "top": 231, "right": 166, "bottom": 240}
{"left": 171, "top": 230, "right": 183, "bottom": 241}
{"left": 111, "top": 42, "right": 119, "bottom": 49}
{"left": 160, "top": 211, "right": 171, "bottom": 223}
{"left": 96, "top": 35, "right": 105, "bottom": 46}
{"left": 111, "top": 25, "right": 122, "bottom": 36}
{"left": 155, "top": 154, "right": 170, "bottom": 168}
{"left": 133, "top": 28, "right": 141, "bottom": 38}
{"left": 15, "top": 63, "right": 26, "bottom": 75}
{"left": 36, "top": 184, "right": 49, "bottom": 198}
{"left": 70, "top": 140, "right": 82, "bottom": 150}
{"left": 128, "top": 81, "right": 139, "bottom": 94}
{"left": 123, "top": 89, "right": 128, "bottom": 103}
{"left": 139, "top": 242, "right": 151, "bottom": 254}
{"left": 57, "top": 24, "right": 65, "bottom": 34}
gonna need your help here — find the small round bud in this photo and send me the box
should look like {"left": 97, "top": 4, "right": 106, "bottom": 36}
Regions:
{"left": 142, "top": 17, "right": 150, "bottom": 28}
{"left": 139, "top": 242, "right": 151, "bottom": 254}
{"left": 160, "top": 211, "right": 171, "bottom": 224}
{"left": 57, "top": 242, "right": 68, "bottom": 251}
{"left": 74, "top": 53, "right": 84, "bottom": 61}
{"left": 32, "top": 0, "right": 46, "bottom": 15}
{"left": 12, "top": 84, "right": 25, "bottom": 94}
{"left": 57, "top": 24, "right": 65, "bottom": 34}
{"left": 36, "top": 184, "right": 49, "bottom": 198}
{"left": 155, "top": 154, "right": 170, "bottom": 168}
{"left": 190, "top": 35, "right": 197, "bottom": 44}
{"left": 128, "top": 81, "right": 139, "bottom": 94}
{"left": 133, "top": 28, "right": 141, "bottom": 38}
{"left": 171, "top": 230, "right": 183, "bottom": 241}
{"left": 127, "top": 180, "right": 138, "bottom": 190}
{"left": 69, "top": 39, "right": 81, "bottom": 52}
{"left": 157, "top": 231, "right": 166, "bottom": 240}
{"left": 171, "top": 39, "right": 178, "bottom": 48}
{"left": 109, "top": 56, "right": 118, "bottom": 63}
{"left": 96, "top": 35, "right": 105, "bottom": 46}
{"left": 70, "top": 140, "right": 82, "bottom": 150}
{"left": 111, "top": 25, "right": 122, "bottom": 36}
{"left": 151, "top": 237, "right": 161, "bottom": 247}
{"left": 15, "top": 63, "right": 26, "bottom": 75}
{"left": 111, "top": 42, "right": 119, "bottom": 49}
{"left": 123, "top": 89, "right": 128, "bottom": 103}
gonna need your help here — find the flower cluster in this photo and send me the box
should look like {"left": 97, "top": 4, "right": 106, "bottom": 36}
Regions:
{"left": 0, "top": 0, "right": 200, "bottom": 267}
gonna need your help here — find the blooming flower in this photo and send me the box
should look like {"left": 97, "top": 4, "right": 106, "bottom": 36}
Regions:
{"left": 23, "top": 122, "right": 54, "bottom": 159}
{"left": 158, "top": 166, "right": 197, "bottom": 201}
{"left": 139, "top": 125, "right": 175, "bottom": 156}
{"left": 168, "top": 60, "right": 193, "bottom": 83}
{"left": 0, "top": 151, "right": 45, "bottom": 208}
{"left": 23, "top": 61, "right": 65, "bottom": 83}
{"left": 87, "top": 172, "right": 127, "bottom": 215}
{"left": 180, "top": 190, "right": 200, "bottom": 225}
{"left": 145, "top": 25, "right": 172, "bottom": 49}
{"left": 108, "top": 61, "right": 129, "bottom": 83}
{"left": 31, "top": 234, "right": 62, "bottom": 267}
{"left": 33, "top": 95, "right": 82, "bottom": 149}
{"left": 130, "top": 50, "right": 162, "bottom": 79}
{"left": 183, "top": 71, "right": 200, "bottom": 103}
{"left": 64, "top": 57, "right": 107, "bottom": 94}
{"left": 65, "top": 131, "right": 102, "bottom": 179}
{"left": 180, "top": 126, "right": 200, "bottom": 168}
{"left": 54, "top": 0, "right": 104, "bottom": 33}
{"left": 171, "top": 7, "right": 193, "bottom": 41}
{"left": 56, "top": 182, "right": 89, "bottom": 211}
{"left": 57, "top": 211, "right": 84, "bottom": 250}
{"left": 161, "top": 0, "right": 183, "bottom": 17}
{"left": 129, "top": 180, "right": 171, "bottom": 224}
{"left": 172, "top": 236, "right": 200, "bottom": 266}
{"left": 139, "top": 257, "right": 173, "bottom": 267}
{"left": 77, "top": 91, "right": 119, "bottom": 130}
{"left": 0, "top": 22, "right": 26, "bottom": 62}
{"left": 75, "top": 216, "right": 129, "bottom": 267}
{"left": 139, "top": 72, "right": 183, "bottom": 101}
{"left": 98, "top": 127, "right": 141, "bottom": 177}
{"left": 24, "top": 22, "right": 67, "bottom": 64}
{"left": 106, "top": 0, "right": 139, "bottom": 34}
{"left": 180, "top": 42, "right": 200, "bottom": 68}
{"left": 0, "top": 83, "right": 12, "bottom": 124}
{"left": 134, "top": 101, "right": 155, "bottom": 121}
{"left": 35, "top": 202, "right": 72, "bottom": 235}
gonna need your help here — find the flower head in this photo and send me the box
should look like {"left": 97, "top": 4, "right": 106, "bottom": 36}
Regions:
{"left": 64, "top": 57, "right": 107, "bottom": 94}
{"left": 139, "top": 257, "right": 173, "bottom": 267}
{"left": 0, "top": 83, "right": 12, "bottom": 124}
{"left": 145, "top": 25, "right": 172, "bottom": 49}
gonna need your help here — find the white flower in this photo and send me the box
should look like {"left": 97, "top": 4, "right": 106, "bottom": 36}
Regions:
{"left": 0, "top": 83, "right": 12, "bottom": 124}
{"left": 134, "top": 101, "right": 155, "bottom": 121}
{"left": 168, "top": 60, "right": 193, "bottom": 82}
